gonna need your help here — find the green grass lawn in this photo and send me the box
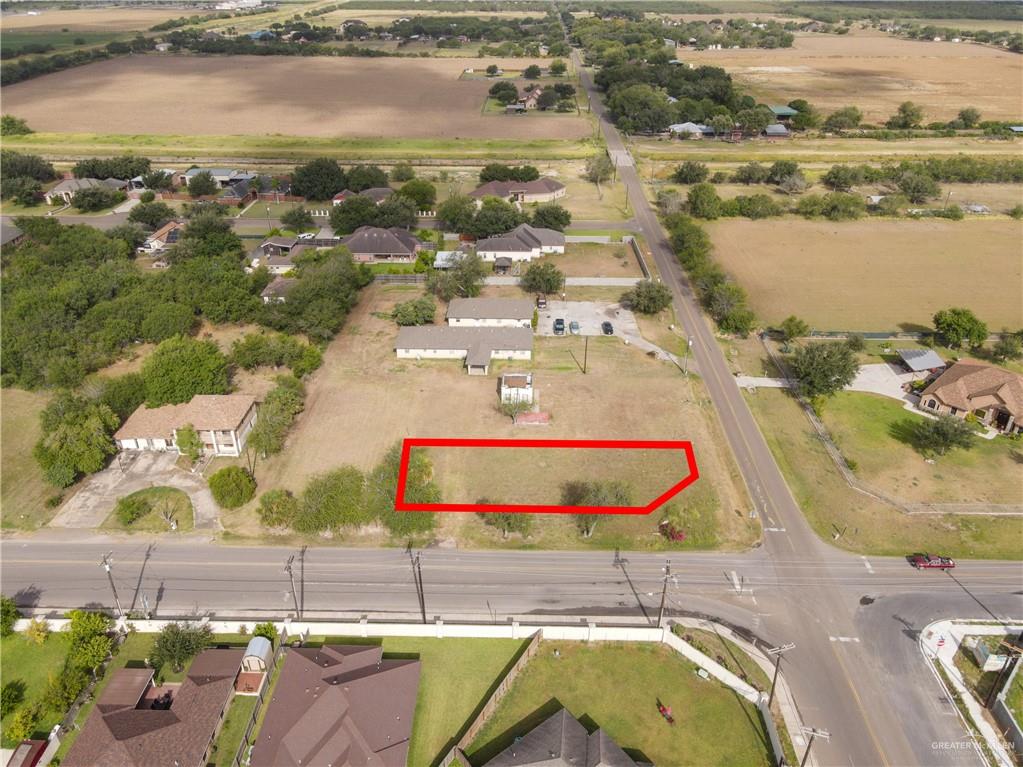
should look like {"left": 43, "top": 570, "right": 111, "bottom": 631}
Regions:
{"left": 0, "top": 632, "right": 72, "bottom": 747}
{"left": 1, "top": 388, "right": 60, "bottom": 530}
{"left": 209, "top": 694, "right": 258, "bottom": 767}
{"left": 99, "top": 486, "right": 194, "bottom": 534}
{"left": 744, "top": 388, "right": 1023, "bottom": 558}
{"left": 1005, "top": 666, "right": 1023, "bottom": 729}
{"left": 465, "top": 641, "right": 774, "bottom": 767}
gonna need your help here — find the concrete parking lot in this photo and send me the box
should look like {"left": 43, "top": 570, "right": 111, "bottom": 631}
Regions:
{"left": 536, "top": 301, "right": 679, "bottom": 363}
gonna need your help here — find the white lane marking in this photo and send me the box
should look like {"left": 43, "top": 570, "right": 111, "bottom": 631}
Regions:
{"left": 764, "top": 527, "right": 787, "bottom": 533}
{"left": 861, "top": 556, "right": 874, "bottom": 574}
{"left": 829, "top": 636, "right": 861, "bottom": 643}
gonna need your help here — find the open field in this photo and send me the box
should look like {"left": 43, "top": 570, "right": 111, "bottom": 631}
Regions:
{"left": 680, "top": 31, "right": 1023, "bottom": 122}
{"left": 466, "top": 641, "right": 774, "bottom": 767}
{"left": 912, "top": 18, "right": 1023, "bottom": 34}
{"left": 0, "top": 388, "right": 58, "bottom": 530}
{"left": 533, "top": 243, "right": 641, "bottom": 277}
{"left": 707, "top": 219, "right": 1023, "bottom": 331}
{"left": 1, "top": 56, "right": 591, "bottom": 141}
{"left": 221, "top": 284, "right": 756, "bottom": 551}
{"left": 319, "top": 8, "right": 541, "bottom": 27}
{"left": 0, "top": 7, "right": 184, "bottom": 32}
{"left": 0, "top": 632, "right": 71, "bottom": 746}
{"left": 744, "top": 387, "right": 1023, "bottom": 559}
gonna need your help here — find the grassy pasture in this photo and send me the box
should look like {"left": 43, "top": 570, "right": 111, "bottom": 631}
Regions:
{"left": 707, "top": 219, "right": 1023, "bottom": 331}
{"left": 0, "top": 388, "right": 58, "bottom": 530}
{"left": 0, "top": 632, "right": 72, "bottom": 746}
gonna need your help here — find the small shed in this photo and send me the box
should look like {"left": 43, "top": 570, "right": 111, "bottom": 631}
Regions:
{"left": 242, "top": 635, "right": 273, "bottom": 672}
{"left": 764, "top": 123, "right": 790, "bottom": 138}
{"left": 897, "top": 348, "right": 946, "bottom": 374}
{"left": 494, "top": 256, "right": 514, "bottom": 274}
{"left": 769, "top": 105, "right": 799, "bottom": 121}
{"left": 501, "top": 372, "right": 534, "bottom": 404}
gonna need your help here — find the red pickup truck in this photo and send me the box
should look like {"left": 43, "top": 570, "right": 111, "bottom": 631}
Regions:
{"left": 908, "top": 553, "right": 956, "bottom": 570}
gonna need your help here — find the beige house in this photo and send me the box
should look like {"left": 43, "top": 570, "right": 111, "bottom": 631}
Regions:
{"left": 475, "top": 223, "right": 566, "bottom": 263}
{"left": 396, "top": 326, "right": 532, "bottom": 375}
{"left": 918, "top": 361, "right": 1023, "bottom": 434}
{"left": 469, "top": 177, "right": 566, "bottom": 205}
{"left": 114, "top": 394, "right": 258, "bottom": 456}
{"left": 447, "top": 297, "right": 534, "bottom": 328}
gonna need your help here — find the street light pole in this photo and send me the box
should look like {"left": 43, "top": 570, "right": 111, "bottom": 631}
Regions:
{"left": 683, "top": 336, "right": 694, "bottom": 376}
{"left": 799, "top": 727, "right": 830, "bottom": 767}
{"left": 100, "top": 552, "right": 124, "bottom": 619}
{"left": 266, "top": 206, "right": 272, "bottom": 232}
{"left": 656, "top": 560, "right": 671, "bottom": 626}
{"left": 766, "top": 643, "right": 795, "bottom": 707}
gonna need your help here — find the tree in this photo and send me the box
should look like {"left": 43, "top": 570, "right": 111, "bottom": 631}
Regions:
{"left": 208, "top": 466, "right": 256, "bottom": 509}
{"left": 66, "top": 609, "right": 112, "bottom": 646}
{"left": 392, "top": 296, "right": 436, "bottom": 326}
{"left": 330, "top": 194, "right": 378, "bottom": 234}
{"left": 823, "top": 106, "right": 862, "bottom": 131}
{"left": 486, "top": 64, "right": 499, "bottom": 76}
{"left": 187, "top": 171, "right": 218, "bottom": 197}
{"left": 992, "top": 333, "right": 1023, "bottom": 361}
{"left": 2, "top": 680, "right": 25, "bottom": 716}
{"left": 258, "top": 489, "right": 299, "bottom": 528}
{"left": 767, "top": 160, "right": 799, "bottom": 185}
{"left": 687, "top": 183, "right": 721, "bottom": 219}
{"left": 822, "top": 164, "right": 863, "bottom": 192}
{"left": 913, "top": 415, "right": 974, "bottom": 456}
{"left": 488, "top": 80, "right": 519, "bottom": 105}
{"left": 521, "top": 262, "right": 565, "bottom": 295}
{"left": 732, "top": 162, "right": 769, "bottom": 185}
{"left": 531, "top": 203, "right": 571, "bottom": 231}
{"left": 607, "top": 83, "right": 673, "bottom": 134}
{"left": 390, "top": 162, "right": 415, "bottom": 182}
{"left": 280, "top": 205, "right": 314, "bottom": 231}
{"left": 1, "top": 115, "right": 32, "bottom": 135}
{"left": 436, "top": 194, "right": 477, "bottom": 233}
{"left": 346, "top": 164, "right": 389, "bottom": 192}
{"left": 72, "top": 186, "right": 125, "bottom": 212}
{"left": 479, "top": 164, "right": 539, "bottom": 183}
{"left": 107, "top": 221, "right": 147, "bottom": 250}
{"left": 585, "top": 154, "right": 614, "bottom": 184}
{"left": 1, "top": 150, "right": 57, "bottom": 181}
{"left": 115, "top": 494, "right": 151, "bottom": 525}
{"left": 427, "top": 252, "right": 487, "bottom": 300}
{"left": 886, "top": 101, "right": 924, "bottom": 129}
{"left": 141, "top": 302, "right": 196, "bottom": 343}
{"left": 149, "top": 622, "right": 212, "bottom": 673}
{"left": 2, "top": 177, "right": 42, "bottom": 206}
{"left": 735, "top": 107, "right": 773, "bottom": 135}
{"left": 43, "top": 665, "right": 87, "bottom": 712}
{"left": 292, "top": 158, "right": 346, "bottom": 201}
{"left": 621, "top": 280, "right": 672, "bottom": 314}
{"left": 779, "top": 315, "right": 810, "bottom": 341}
{"left": 128, "top": 201, "right": 175, "bottom": 229}
{"left": 469, "top": 197, "right": 526, "bottom": 239}
{"left": 5, "top": 702, "right": 41, "bottom": 742}
{"left": 523, "top": 64, "right": 542, "bottom": 79}
{"left": 933, "top": 307, "right": 988, "bottom": 348}
{"left": 399, "top": 178, "right": 437, "bottom": 210}
{"left": 374, "top": 195, "right": 418, "bottom": 229}
{"left": 253, "top": 622, "right": 276, "bottom": 643}
{"left": 957, "top": 107, "right": 981, "bottom": 129}
{"left": 537, "top": 90, "right": 559, "bottom": 110}
{"left": 1, "top": 596, "right": 19, "bottom": 637}
{"left": 295, "top": 466, "right": 369, "bottom": 533}
{"left": 709, "top": 114, "right": 734, "bottom": 136}
{"left": 897, "top": 171, "right": 940, "bottom": 203}
{"left": 562, "top": 480, "right": 631, "bottom": 538}
{"left": 176, "top": 424, "right": 202, "bottom": 463}
{"left": 71, "top": 634, "right": 112, "bottom": 674}
{"left": 34, "top": 394, "right": 119, "bottom": 488}
{"left": 366, "top": 442, "right": 439, "bottom": 536}
{"left": 141, "top": 170, "right": 173, "bottom": 190}
{"left": 790, "top": 342, "right": 858, "bottom": 399}
{"left": 790, "top": 105, "right": 820, "bottom": 131}
{"left": 549, "top": 58, "right": 567, "bottom": 76}
{"left": 141, "top": 336, "right": 229, "bottom": 406}
{"left": 672, "top": 161, "right": 709, "bottom": 184}
{"left": 477, "top": 511, "right": 532, "bottom": 539}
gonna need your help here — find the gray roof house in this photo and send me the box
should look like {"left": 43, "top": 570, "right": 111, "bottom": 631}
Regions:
{"left": 331, "top": 187, "right": 395, "bottom": 206}
{"left": 261, "top": 276, "right": 298, "bottom": 303}
{"left": 447, "top": 297, "right": 534, "bottom": 328}
{"left": 396, "top": 326, "right": 532, "bottom": 375}
{"left": 476, "top": 223, "right": 565, "bottom": 262}
{"left": 483, "top": 708, "right": 637, "bottom": 767}
{"left": 43, "top": 177, "right": 127, "bottom": 204}
{"left": 341, "top": 226, "right": 422, "bottom": 261}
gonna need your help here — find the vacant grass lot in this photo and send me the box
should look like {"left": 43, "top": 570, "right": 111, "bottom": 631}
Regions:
{"left": 466, "top": 641, "right": 774, "bottom": 767}
{"left": 824, "top": 392, "right": 1023, "bottom": 506}
{"left": 533, "top": 243, "right": 641, "bottom": 277}
{"left": 744, "top": 388, "right": 1023, "bottom": 558}
{"left": 99, "top": 486, "right": 195, "bottom": 534}
{"left": 708, "top": 219, "right": 1023, "bottom": 331}
{"left": 0, "top": 631, "right": 71, "bottom": 746}
{"left": 1, "top": 388, "right": 58, "bottom": 530}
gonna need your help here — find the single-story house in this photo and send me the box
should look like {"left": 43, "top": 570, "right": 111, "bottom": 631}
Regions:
{"left": 0, "top": 223, "right": 25, "bottom": 249}
{"left": 138, "top": 220, "right": 185, "bottom": 255}
{"left": 114, "top": 394, "right": 258, "bottom": 456}
{"left": 396, "top": 326, "right": 533, "bottom": 375}
{"left": 260, "top": 236, "right": 299, "bottom": 256}
{"left": 500, "top": 372, "right": 533, "bottom": 404}
{"left": 43, "top": 177, "right": 126, "bottom": 205}
{"left": 475, "top": 223, "right": 565, "bottom": 262}
{"left": 264, "top": 253, "right": 297, "bottom": 274}
{"left": 469, "top": 177, "right": 566, "bottom": 204}
{"left": 128, "top": 168, "right": 176, "bottom": 190}
{"left": 447, "top": 297, "right": 533, "bottom": 328}
{"left": 250, "top": 645, "right": 420, "bottom": 767}
{"left": 481, "top": 708, "right": 637, "bottom": 767}
{"left": 520, "top": 87, "right": 546, "bottom": 110}
{"left": 261, "top": 276, "right": 298, "bottom": 303}
{"left": 668, "top": 121, "right": 712, "bottom": 138}
{"left": 769, "top": 104, "right": 799, "bottom": 122}
{"left": 341, "top": 226, "right": 422, "bottom": 262}
{"left": 179, "top": 167, "right": 254, "bottom": 188}
{"left": 331, "top": 187, "right": 394, "bottom": 206}
{"left": 63, "top": 649, "right": 244, "bottom": 767}
{"left": 763, "top": 123, "right": 790, "bottom": 138}
{"left": 918, "top": 361, "right": 1023, "bottom": 434}
{"left": 220, "top": 178, "right": 254, "bottom": 202}
{"left": 897, "top": 348, "right": 947, "bottom": 375}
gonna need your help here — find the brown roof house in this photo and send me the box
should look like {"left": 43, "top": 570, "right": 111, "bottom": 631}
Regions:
{"left": 115, "top": 394, "right": 257, "bottom": 456}
{"left": 469, "top": 177, "right": 566, "bottom": 205}
{"left": 250, "top": 644, "right": 420, "bottom": 767}
{"left": 261, "top": 276, "right": 298, "bottom": 304}
{"left": 138, "top": 221, "right": 184, "bottom": 256}
{"left": 482, "top": 708, "right": 637, "bottom": 767}
{"left": 63, "top": 648, "right": 244, "bottom": 767}
{"left": 341, "top": 226, "right": 423, "bottom": 262}
{"left": 475, "top": 223, "right": 565, "bottom": 263}
{"left": 918, "top": 361, "right": 1023, "bottom": 434}
{"left": 332, "top": 187, "right": 395, "bottom": 206}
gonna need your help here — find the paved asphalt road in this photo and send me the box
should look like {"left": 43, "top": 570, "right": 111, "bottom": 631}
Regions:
{"left": 3, "top": 49, "right": 1022, "bottom": 767}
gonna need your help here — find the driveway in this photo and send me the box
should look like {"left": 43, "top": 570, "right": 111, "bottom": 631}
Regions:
{"left": 735, "top": 363, "right": 921, "bottom": 407}
{"left": 50, "top": 452, "right": 220, "bottom": 531}
{"left": 536, "top": 300, "right": 680, "bottom": 363}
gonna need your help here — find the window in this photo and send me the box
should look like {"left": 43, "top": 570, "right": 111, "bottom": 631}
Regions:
{"left": 950, "top": 407, "right": 958, "bottom": 416}
{"left": 974, "top": 409, "right": 987, "bottom": 419}
{"left": 926, "top": 399, "right": 937, "bottom": 410}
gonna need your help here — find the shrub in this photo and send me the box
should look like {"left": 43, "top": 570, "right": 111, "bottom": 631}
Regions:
{"left": 390, "top": 162, "right": 415, "bottom": 182}
{"left": 621, "top": 280, "right": 672, "bottom": 314}
{"left": 115, "top": 495, "right": 151, "bottom": 525}
{"left": 139, "top": 190, "right": 156, "bottom": 204}
{"left": 1, "top": 680, "right": 25, "bottom": 716}
{"left": 687, "top": 183, "right": 721, "bottom": 219}
{"left": 1009, "top": 204, "right": 1023, "bottom": 220}
{"left": 26, "top": 618, "right": 50, "bottom": 645}
{"left": 5, "top": 701, "right": 41, "bottom": 741}
{"left": 295, "top": 466, "right": 368, "bottom": 533}
{"left": 208, "top": 467, "right": 256, "bottom": 509}
{"left": 1, "top": 595, "right": 20, "bottom": 636}
{"left": 258, "top": 489, "right": 299, "bottom": 528}
{"left": 253, "top": 622, "right": 276, "bottom": 644}
{"left": 672, "top": 161, "right": 709, "bottom": 184}
{"left": 43, "top": 665, "right": 87, "bottom": 712}
{"left": 149, "top": 622, "right": 212, "bottom": 673}
{"left": 392, "top": 296, "right": 436, "bottom": 326}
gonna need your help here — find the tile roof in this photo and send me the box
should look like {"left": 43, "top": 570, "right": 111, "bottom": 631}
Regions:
{"left": 250, "top": 645, "right": 420, "bottom": 767}
{"left": 469, "top": 177, "right": 566, "bottom": 198}
{"left": 342, "top": 226, "right": 420, "bottom": 256}
{"left": 114, "top": 395, "right": 256, "bottom": 441}
{"left": 447, "top": 297, "right": 534, "bottom": 321}
{"left": 484, "top": 708, "right": 637, "bottom": 767}
{"left": 920, "top": 361, "right": 1023, "bottom": 418}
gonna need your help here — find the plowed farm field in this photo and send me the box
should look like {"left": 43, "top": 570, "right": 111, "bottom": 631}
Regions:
{"left": 0, "top": 55, "right": 591, "bottom": 140}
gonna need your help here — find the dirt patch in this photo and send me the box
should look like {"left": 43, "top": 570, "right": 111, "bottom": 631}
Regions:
{"left": 707, "top": 218, "right": 1023, "bottom": 331}
{"left": 681, "top": 31, "right": 1023, "bottom": 122}
{"left": 1, "top": 55, "right": 591, "bottom": 140}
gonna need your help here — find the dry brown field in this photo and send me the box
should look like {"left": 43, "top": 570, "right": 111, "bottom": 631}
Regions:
{"left": 319, "top": 8, "right": 540, "bottom": 26}
{"left": 0, "top": 55, "right": 590, "bottom": 140}
{"left": 708, "top": 218, "right": 1023, "bottom": 331}
{"left": 913, "top": 18, "right": 1023, "bottom": 34}
{"left": 534, "top": 244, "right": 641, "bottom": 277}
{"left": 0, "top": 7, "right": 184, "bottom": 32}
{"left": 680, "top": 30, "right": 1023, "bottom": 122}
{"left": 234, "top": 284, "right": 756, "bottom": 550}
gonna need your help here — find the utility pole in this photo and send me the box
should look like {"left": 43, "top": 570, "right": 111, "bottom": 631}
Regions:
{"left": 683, "top": 336, "right": 694, "bottom": 376}
{"left": 284, "top": 555, "right": 300, "bottom": 619}
{"left": 583, "top": 336, "right": 589, "bottom": 374}
{"left": 100, "top": 553, "right": 124, "bottom": 619}
{"left": 799, "top": 727, "right": 830, "bottom": 767}
{"left": 411, "top": 552, "right": 426, "bottom": 624}
{"left": 766, "top": 643, "right": 796, "bottom": 707}
{"left": 265, "top": 205, "right": 272, "bottom": 232}
{"left": 656, "top": 560, "right": 671, "bottom": 625}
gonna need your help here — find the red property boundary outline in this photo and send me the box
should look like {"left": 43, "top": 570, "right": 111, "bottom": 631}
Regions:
{"left": 395, "top": 438, "right": 699, "bottom": 515}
